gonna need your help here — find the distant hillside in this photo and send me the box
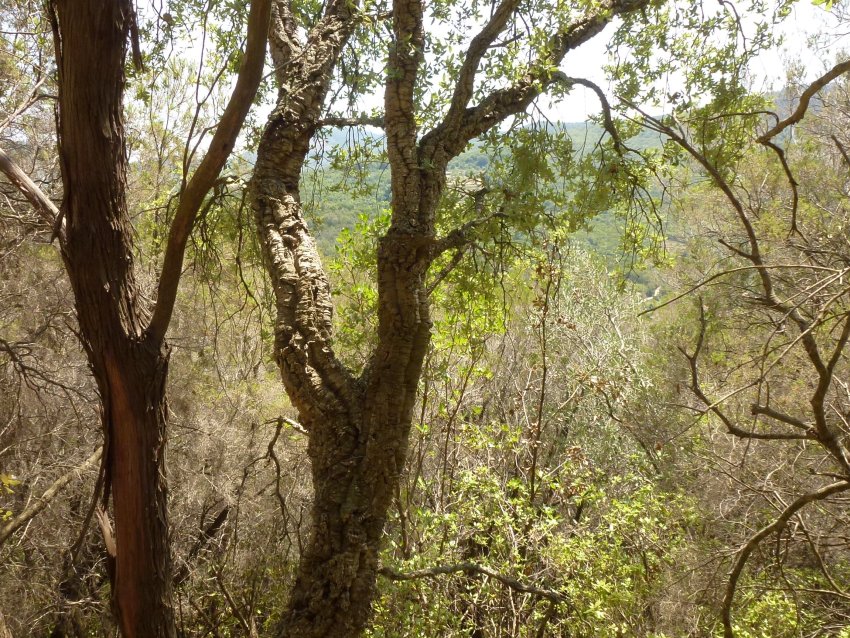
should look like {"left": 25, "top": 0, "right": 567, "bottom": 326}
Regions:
{"left": 301, "top": 121, "right": 672, "bottom": 294}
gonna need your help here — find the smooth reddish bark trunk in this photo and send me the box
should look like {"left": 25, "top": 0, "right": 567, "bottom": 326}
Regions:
{"left": 52, "top": 1, "right": 176, "bottom": 635}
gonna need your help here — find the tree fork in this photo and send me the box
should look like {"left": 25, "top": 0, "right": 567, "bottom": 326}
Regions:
{"left": 250, "top": 0, "right": 652, "bottom": 635}
{"left": 45, "top": 0, "right": 270, "bottom": 634}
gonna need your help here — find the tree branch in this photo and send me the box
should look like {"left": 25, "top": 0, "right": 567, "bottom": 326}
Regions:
{"left": 631, "top": 102, "right": 828, "bottom": 372}
{"left": 758, "top": 59, "right": 850, "bottom": 143}
{"left": 439, "top": 0, "right": 522, "bottom": 132}
{"left": 146, "top": 0, "right": 271, "bottom": 346}
{"left": 809, "top": 311, "right": 850, "bottom": 474}
{"left": 249, "top": 0, "right": 365, "bottom": 427}
{"left": 555, "top": 74, "right": 624, "bottom": 148}
{"left": 0, "top": 75, "right": 47, "bottom": 134}
{"left": 174, "top": 506, "right": 230, "bottom": 586}
{"left": 268, "top": 0, "right": 304, "bottom": 86}
{"left": 750, "top": 403, "right": 810, "bottom": 431}
{"left": 683, "top": 304, "right": 813, "bottom": 441}
{"left": 421, "top": 0, "right": 649, "bottom": 161}
{"left": 432, "top": 211, "right": 507, "bottom": 255}
{"left": 216, "top": 570, "right": 258, "bottom": 638}
{"left": 378, "top": 563, "right": 568, "bottom": 604}
{"left": 722, "top": 480, "right": 850, "bottom": 638}
{"left": 831, "top": 135, "right": 850, "bottom": 167}
{"left": 760, "top": 140, "right": 799, "bottom": 233}
{"left": 426, "top": 248, "right": 466, "bottom": 297}
{"left": 384, "top": 0, "right": 425, "bottom": 231}
{"left": 0, "top": 447, "right": 102, "bottom": 547}
{"left": 317, "top": 115, "right": 385, "bottom": 128}
{"left": 0, "top": 146, "right": 60, "bottom": 231}
{"left": 638, "top": 264, "right": 842, "bottom": 317}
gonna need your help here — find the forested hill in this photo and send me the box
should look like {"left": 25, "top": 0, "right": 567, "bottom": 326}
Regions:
{"left": 303, "top": 121, "right": 672, "bottom": 293}
{"left": 7, "top": 0, "right": 850, "bottom": 634}
{"left": 302, "top": 122, "right": 660, "bottom": 245}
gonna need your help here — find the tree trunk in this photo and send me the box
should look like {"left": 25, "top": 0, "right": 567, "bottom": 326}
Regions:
{"left": 252, "top": 112, "right": 371, "bottom": 636}
{"left": 249, "top": 3, "right": 434, "bottom": 634}
{"left": 252, "top": 116, "right": 432, "bottom": 638}
{"left": 251, "top": 0, "right": 657, "bottom": 634}
{"left": 52, "top": 1, "right": 176, "bottom": 635}
{"left": 252, "top": 89, "right": 432, "bottom": 638}
{"left": 99, "top": 349, "right": 175, "bottom": 638}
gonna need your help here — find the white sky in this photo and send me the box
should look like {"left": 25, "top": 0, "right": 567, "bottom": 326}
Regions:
{"left": 751, "top": 2, "right": 848, "bottom": 89}
{"left": 149, "top": 0, "right": 850, "bottom": 151}
{"left": 541, "top": 0, "right": 848, "bottom": 122}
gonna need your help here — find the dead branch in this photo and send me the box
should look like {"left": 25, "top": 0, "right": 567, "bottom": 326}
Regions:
{"left": 378, "top": 562, "right": 568, "bottom": 604}
{"left": 0, "top": 447, "right": 101, "bottom": 547}
{"left": 721, "top": 480, "right": 850, "bottom": 638}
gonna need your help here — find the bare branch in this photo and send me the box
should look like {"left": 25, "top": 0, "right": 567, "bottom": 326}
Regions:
{"left": 317, "top": 115, "right": 385, "bottom": 128}
{"left": 174, "top": 507, "right": 230, "bottom": 586}
{"left": 378, "top": 563, "right": 568, "bottom": 604}
{"left": 631, "top": 101, "right": 829, "bottom": 373}
{"left": 683, "top": 305, "right": 813, "bottom": 441}
{"left": 722, "top": 480, "right": 850, "bottom": 638}
{"left": 146, "top": 0, "right": 271, "bottom": 346}
{"left": 216, "top": 570, "right": 258, "bottom": 638}
{"left": 0, "top": 146, "right": 60, "bottom": 230}
{"left": 750, "top": 403, "right": 810, "bottom": 431}
{"left": 0, "top": 447, "right": 101, "bottom": 547}
{"left": 639, "top": 264, "right": 843, "bottom": 316}
{"left": 280, "top": 416, "right": 307, "bottom": 435}
{"left": 426, "top": 248, "right": 466, "bottom": 297}
{"left": 832, "top": 134, "right": 850, "bottom": 167}
{"left": 760, "top": 140, "right": 799, "bottom": 234}
{"left": 758, "top": 59, "right": 850, "bottom": 143}
{"left": 797, "top": 516, "right": 848, "bottom": 597}
{"left": 555, "top": 75, "right": 624, "bottom": 148}
{"left": 810, "top": 312, "right": 850, "bottom": 474}
{"left": 0, "top": 75, "right": 47, "bottom": 134}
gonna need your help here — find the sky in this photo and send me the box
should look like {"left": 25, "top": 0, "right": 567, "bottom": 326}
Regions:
{"left": 141, "top": 0, "right": 850, "bottom": 150}
{"left": 543, "top": 0, "right": 848, "bottom": 122}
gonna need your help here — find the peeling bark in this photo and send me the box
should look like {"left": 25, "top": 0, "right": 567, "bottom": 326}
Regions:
{"left": 50, "top": 2, "right": 176, "bottom": 635}
{"left": 45, "top": 0, "right": 269, "bottom": 635}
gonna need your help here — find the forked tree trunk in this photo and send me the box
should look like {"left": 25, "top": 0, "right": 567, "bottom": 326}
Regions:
{"left": 252, "top": 29, "right": 431, "bottom": 627}
{"left": 252, "top": 0, "right": 651, "bottom": 635}
{"left": 252, "top": 121, "right": 385, "bottom": 638}
{"left": 252, "top": 165, "right": 430, "bottom": 637}
{"left": 248, "top": 6, "right": 457, "bottom": 638}
{"left": 253, "top": 115, "right": 433, "bottom": 638}
{"left": 52, "top": 1, "right": 177, "bottom": 635}
{"left": 250, "top": 2, "right": 391, "bottom": 632}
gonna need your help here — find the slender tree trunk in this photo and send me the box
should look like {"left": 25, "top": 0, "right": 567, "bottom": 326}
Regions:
{"left": 0, "top": 1, "right": 268, "bottom": 634}
{"left": 52, "top": 1, "right": 176, "bottom": 635}
{"left": 251, "top": 87, "right": 430, "bottom": 638}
